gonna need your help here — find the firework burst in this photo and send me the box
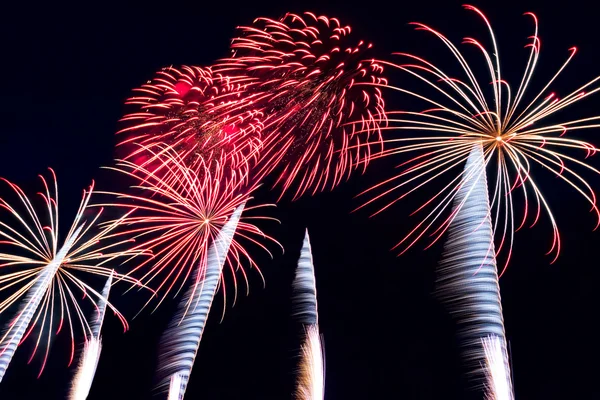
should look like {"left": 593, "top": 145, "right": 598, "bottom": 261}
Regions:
{"left": 358, "top": 5, "right": 600, "bottom": 271}
{"left": 0, "top": 170, "right": 143, "bottom": 380}
{"left": 117, "top": 65, "right": 264, "bottom": 178}
{"left": 215, "top": 12, "right": 387, "bottom": 199}
{"left": 97, "top": 144, "right": 278, "bottom": 312}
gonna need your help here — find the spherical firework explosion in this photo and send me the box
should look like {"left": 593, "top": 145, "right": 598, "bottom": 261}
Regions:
{"left": 117, "top": 65, "right": 264, "bottom": 177}
{"left": 215, "top": 12, "right": 387, "bottom": 199}
{"left": 98, "top": 144, "right": 279, "bottom": 311}
{"left": 357, "top": 5, "right": 600, "bottom": 271}
{"left": 0, "top": 170, "right": 144, "bottom": 378}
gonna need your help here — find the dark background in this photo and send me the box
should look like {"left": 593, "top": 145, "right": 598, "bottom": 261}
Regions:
{"left": 1, "top": 0, "right": 599, "bottom": 398}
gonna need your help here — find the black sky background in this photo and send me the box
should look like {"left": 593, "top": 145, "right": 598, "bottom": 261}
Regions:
{"left": 0, "top": 0, "right": 599, "bottom": 398}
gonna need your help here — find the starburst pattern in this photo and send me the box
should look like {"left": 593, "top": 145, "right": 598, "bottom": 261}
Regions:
{"left": 98, "top": 144, "right": 278, "bottom": 311}
{"left": 358, "top": 5, "right": 600, "bottom": 271}
{"left": 0, "top": 169, "right": 143, "bottom": 379}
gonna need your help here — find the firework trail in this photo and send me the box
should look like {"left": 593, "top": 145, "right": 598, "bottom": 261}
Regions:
{"left": 167, "top": 372, "right": 184, "bottom": 400}
{"left": 69, "top": 272, "right": 113, "bottom": 400}
{"left": 482, "top": 335, "right": 514, "bottom": 400}
{"left": 437, "top": 144, "right": 510, "bottom": 380}
{"left": 356, "top": 4, "right": 600, "bottom": 390}
{"left": 69, "top": 338, "right": 101, "bottom": 400}
{"left": 0, "top": 170, "right": 143, "bottom": 382}
{"left": 293, "top": 230, "right": 324, "bottom": 400}
{"left": 157, "top": 204, "right": 244, "bottom": 399}
{"left": 215, "top": 12, "right": 387, "bottom": 199}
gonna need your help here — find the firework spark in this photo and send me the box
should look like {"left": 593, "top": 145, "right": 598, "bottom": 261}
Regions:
{"left": 436, "top": 144, "right": 511, "bottom": 384}
{"left": 0, "top": 170, "right": 143, "bottom": 381}
{"left": 358, "top": 5, "right": 600, "bottom": 271}
{"left": 215, "top": 11, "right": 387, "bottom": 199}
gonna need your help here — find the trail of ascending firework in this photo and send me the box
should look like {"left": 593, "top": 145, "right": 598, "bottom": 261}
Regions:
{"left": 356, "top": 4, "right": 600, "bottom": 393}
{"left": 116, "top": 65, "right": 264, "bottom": 179}
{"left": 0, "top": 170, "right": 144, "bottom": 381}
{"left": 437, "top": 144, "right": 511, "bottom": 386}
{"left": 293, "top": 230, "right": 325, "bottom": 400}
{"left": 482, "top": 335, "right": 514, "bottom": 400}
{"left": 158, "top": 204, "right": 244, "bottom": 399}
{"left": 69, "top": 272, "right": 114, "bottom": 400}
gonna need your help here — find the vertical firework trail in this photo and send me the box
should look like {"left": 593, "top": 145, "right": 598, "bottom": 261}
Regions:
{"left": 482, "top": 335, "right": 514, "bottom": 400}
{"left": 293, "top": 230, "right": 324, "bottom": 400}
{"left": 437, "top": 143, "right": 513, "bottom": 393}
{"left": 157, "top": 204, "right": 245, "bottom": 399}
{"left": 69, "top": 272, "right": 114, "bottom": 400}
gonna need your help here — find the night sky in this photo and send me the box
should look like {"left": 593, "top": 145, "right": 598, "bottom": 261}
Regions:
{"left": 1, "top": 0, "right": 599, "bottom": 399}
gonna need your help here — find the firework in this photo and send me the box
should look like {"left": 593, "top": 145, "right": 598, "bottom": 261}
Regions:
{"left": 168, "top": 372, "right": 184, "bottom": 400}
{"left": 215, "top": 12, "right": 387, "bottom": 199}
{"left": 356, "top": 4, "right": 600, "bottom": 391}
{"left": 98, "top": 143, "right": 278, "bottom": 310}
{"left": 0, "top": 170, "right": 143, "bottom": 381}
{"left": 436, "top": 144, "right": 511, "bottom": 381}
{"left": 117, "top": 65, "right": 264, "bottom": 178}
{"left": 69, "top": 272, "right": 113, "bottom": 400}
{"left": 157, "top": 204, "right": 244, "bottom": 399}
{"left": 482, "top": 335, "right": 514, "bottom": 400}
{"left": 293, "top": 230, "right": 324, "bottom": 400}
{"left": 358, "top": 5, "right": 600, "bottom": 269}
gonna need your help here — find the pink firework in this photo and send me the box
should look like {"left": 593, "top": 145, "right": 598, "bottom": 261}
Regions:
{"left": 215, "top": 11, "right": 387, "bottom": 199}
{"left": 117, "top": 65, "right": 264, "bottom": 178}
{"left": 97, "top": 144, "right": 278, "bottom": 309}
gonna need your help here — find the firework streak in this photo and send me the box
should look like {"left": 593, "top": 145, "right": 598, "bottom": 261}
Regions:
{"left": 437, "top": 144, "right": 511, "bottom": 387}
{"left": 157, "top": 204, "right": 244, "bottom": 399}
{"left": 69, "top": 272, "right": 114, "bottom": 400}
{"left": 0, "top": 171, "right": 143, "bottom": 381}
{"left": 482, "top": 335, "right": 514, "bottom": 400}
{"left": 293, "top": 230, "right": 324, "bottom": 400}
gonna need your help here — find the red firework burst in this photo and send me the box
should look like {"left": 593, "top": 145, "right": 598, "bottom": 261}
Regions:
{"left": 215, "top": 11, "right": 387, "bottom": 199}
{"left": 97, "top": 144, "right": 278, "bottom": 310}
{"left": 117, "top": 65, "right": 264, "bottom": 177}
